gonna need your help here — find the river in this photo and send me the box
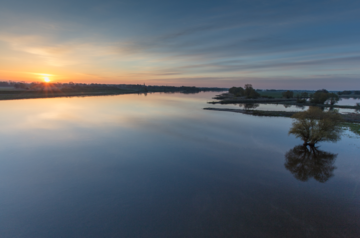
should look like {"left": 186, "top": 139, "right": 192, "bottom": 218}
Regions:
{"left": 0, "top": 92, "right": 359, "bottom": 237}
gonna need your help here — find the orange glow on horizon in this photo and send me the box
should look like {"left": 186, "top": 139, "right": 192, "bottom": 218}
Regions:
{"left": 43, "top": 77, "right": 51, "bottom": 83}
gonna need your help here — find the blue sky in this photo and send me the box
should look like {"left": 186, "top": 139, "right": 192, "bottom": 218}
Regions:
{"left": 1, "top": 0, "right": 360, "bottom": 89}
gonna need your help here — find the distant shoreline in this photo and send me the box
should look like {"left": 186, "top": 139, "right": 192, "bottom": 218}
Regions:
{"left": 208, "top": 95, "right": 360, "bottom": 109}
{"left": 0, "top": 88, "right": 227, "bottom": 101}
{"left": 0, "top": 89, "right": 137, "bottom": 101}
{"left": 203, "top": 107, "right": 360, "bottom": 123}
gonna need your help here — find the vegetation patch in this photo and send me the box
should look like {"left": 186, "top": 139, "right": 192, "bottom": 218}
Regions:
{"left": 341, "top": 122, "right": 360, "bottom": 136}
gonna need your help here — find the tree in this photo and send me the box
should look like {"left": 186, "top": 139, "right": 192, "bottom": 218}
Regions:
{"left": 229, "top": 87, "right": 238, "bottom": 95}
{"left": 244, "top": 84, "right": 260, "bottom": 98}
{"left": 282, "top": 90, "right": 294, "bottom": 99}
{"left": 288, "top": 107, "right": 342, "bottom": 146}
{"left": 326, "top": 93, "right": 339, "bottom": 105}
{"left": 310, "top": 89, "right": 333, "bottom": 104}
{"left": 244, "top": 84, "right": 253, "bottom": 97}
{"left": 229, "top": 87, "right": 244, "bottom": 96}
{"left": 248, "top": 89, "right": 260, "bottom": 98}
{"left": 285, "top": 145, "right": 337, "bottom": 183}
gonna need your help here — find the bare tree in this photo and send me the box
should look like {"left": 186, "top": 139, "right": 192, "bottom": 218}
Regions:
{"left": 288, "top": 107, "right": 342, "bottom": 146}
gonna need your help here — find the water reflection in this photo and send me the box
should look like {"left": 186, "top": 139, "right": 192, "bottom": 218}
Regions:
{"left": 285, "top": 145, "right": 337, "bottom": 183}
{"left": 295, "top": 105, "right": 305, "bottom": 110}
{"left": 0, "top": 92, "right": 359, "bottom": 237}
{"left": 238, "top": 103, "right": 260, "bottom": 110}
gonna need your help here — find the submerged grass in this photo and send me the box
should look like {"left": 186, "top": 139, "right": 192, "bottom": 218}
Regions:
{"left": 341, "top": 122, "right": 360, "bottom": 136}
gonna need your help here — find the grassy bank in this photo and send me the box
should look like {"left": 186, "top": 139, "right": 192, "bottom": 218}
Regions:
{"left": 204, "top": 107, "right": 360, "bottom": 136}
{"left": 341, "top": 122, "right": 360, "bottom": 135}
{"left": 204, "top": 107, "right": 360, "bottom": 122}
{"left": 208, "top": 98, "right": 360, "bottom": 110}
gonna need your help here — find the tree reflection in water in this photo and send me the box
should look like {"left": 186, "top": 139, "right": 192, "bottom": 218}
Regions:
{"left": 239, "top": 103, "right": 260, "bottom": 110}
{"left": 285, "top": 145, "right": 337, "bottom": 183}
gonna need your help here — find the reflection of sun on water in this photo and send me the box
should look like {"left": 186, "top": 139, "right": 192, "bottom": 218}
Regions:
{"left": 44, "top": 77, "right": 50, "bottom": 83}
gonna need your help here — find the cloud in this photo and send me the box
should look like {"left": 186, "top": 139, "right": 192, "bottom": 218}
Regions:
{"left": 0, "top": 0, "right": 360, "bottom": 87}
{"left": 146, "top": 75, "right": 360, "bottom": 90}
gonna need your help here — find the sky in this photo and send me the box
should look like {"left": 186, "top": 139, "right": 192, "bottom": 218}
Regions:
{"left": 0, "top": 0, "right": 360, "bottom": 89}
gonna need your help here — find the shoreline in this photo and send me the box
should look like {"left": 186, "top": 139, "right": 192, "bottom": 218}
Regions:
{"left": 0, "top": 90, "right": 138, "bottom": 101}
{"left": 208, "top": 98, "right": 360, "bottom": 110}
{"left": 203, "top": 107, "right": 360, "bottom": 123}
{"left": 0, "top": 89, "right": 226, "bottom": 101}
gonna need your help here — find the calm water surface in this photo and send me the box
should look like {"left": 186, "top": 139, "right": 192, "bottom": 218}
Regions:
{"left": 0, "top": 92, "right": 359, "bottom": 238}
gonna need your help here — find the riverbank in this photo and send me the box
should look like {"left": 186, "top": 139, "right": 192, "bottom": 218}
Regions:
{"left": 204, "top": 107, "right": 360, "bottom": 123}
{"left": 208, "top": 97, "right": 360, "bottom": 110}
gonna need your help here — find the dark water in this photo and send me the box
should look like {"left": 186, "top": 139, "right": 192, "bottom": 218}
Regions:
{"left": 0, "top": 92, "right": 359, "bottom": 238}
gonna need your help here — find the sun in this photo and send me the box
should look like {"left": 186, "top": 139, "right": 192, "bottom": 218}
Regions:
{"left": 44, "top": 77, "right": 51, "bottom": 83}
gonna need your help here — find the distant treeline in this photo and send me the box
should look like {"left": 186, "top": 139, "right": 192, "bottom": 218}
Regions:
{"left": 0, "top": 81, "right": 227, "bottom": 93}
{"left": 227, "top": 86, "right": 355, "bottom": 105}
{"left": 337, "top": 90, "right": 360, "bottom": 95}
{"left": 229, "top": 84, "right": 260, "bottom": 98}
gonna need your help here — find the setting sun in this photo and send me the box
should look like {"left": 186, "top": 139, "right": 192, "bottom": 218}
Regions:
{"left": 44, "top": 77, "right": 50, "bottom": 83}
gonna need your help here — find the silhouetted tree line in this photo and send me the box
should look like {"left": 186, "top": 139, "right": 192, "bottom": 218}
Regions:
{"left": 0, "top": 81, "right": 29, "bottom": 89}
{"left": 338, "top": 90, "right": 354, "bottom": 95}
{"left": 0, "top": 81, "right": 227, "bottom": 93}
{"left": 228, "top": 84, "right": 260, "bottom": 98}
